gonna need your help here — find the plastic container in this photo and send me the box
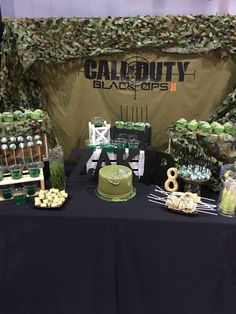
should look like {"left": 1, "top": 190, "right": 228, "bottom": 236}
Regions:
{"left": 13, "top": 187, "right": 27, "bottom": 205}
{"left": 49, "top": 145, "right": 65, "bottom": 191}
{"left": 218, "top": 163, "right": 236, "bottom": 217}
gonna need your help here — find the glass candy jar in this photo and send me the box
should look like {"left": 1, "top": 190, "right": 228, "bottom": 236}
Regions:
{"left": 218, "top": 163, "right": 236, "bottom": 217}
{"left": 49, "top": 145, "right": 65, "bottom": 191}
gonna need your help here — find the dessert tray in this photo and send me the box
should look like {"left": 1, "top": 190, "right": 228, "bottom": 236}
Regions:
{"left": 34, "top": 188, "right": 68, "bottom": 209}
{"left": 148, "top": 186, "right": 217, "bottom": 216}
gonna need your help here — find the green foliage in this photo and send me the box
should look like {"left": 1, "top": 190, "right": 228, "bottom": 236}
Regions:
{"left": 0, "top": 15, "right": 235, "bottom": 120}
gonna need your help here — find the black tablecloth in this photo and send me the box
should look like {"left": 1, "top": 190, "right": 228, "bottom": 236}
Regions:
{"left": 0, "top": 182, "right": 236, "bottom": 314}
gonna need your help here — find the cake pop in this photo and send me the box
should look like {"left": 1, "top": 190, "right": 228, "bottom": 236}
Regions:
{"left": 27, "top": 135, "right": 33, "bottom": 142}
{"left": 1, "top": 137, "right": 7, "bottom": 144}
{"left": 9, "top": 136, "right": 16, "bottom": 143}
{"left": 34, "top": 135, "right": 41, "bottom": 141}
{"left": 17, "top": 136, "right": 24, "bottom": 142}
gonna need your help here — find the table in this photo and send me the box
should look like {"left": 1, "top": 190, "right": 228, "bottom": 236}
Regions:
{"left": 0, "top": 182, "right": 236, "bottom": 314}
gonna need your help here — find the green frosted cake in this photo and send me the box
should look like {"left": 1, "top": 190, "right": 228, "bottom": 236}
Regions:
{"left": 96, "top": 165, "right": 136, "bottom": 202}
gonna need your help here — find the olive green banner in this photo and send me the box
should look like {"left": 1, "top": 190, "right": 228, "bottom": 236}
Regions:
{"left": 36, "top": 52, "right": 236, "bottom": 158}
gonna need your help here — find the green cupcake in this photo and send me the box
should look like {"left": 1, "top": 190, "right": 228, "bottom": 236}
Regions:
{"left": 199, "top": 121, "right": 212, "bottom": 133}
{"left": 13, "top": 110, "right": 22, "bottom": 120}
{"left": 211, "top": 121, "right": 224, "bottom": 134}
{"left": 187, "top": 119, "right": 198, "bottom": 131}
{"left": 223, "top": 122, "right": 233, "bottom": 134}
{"left": 176, "top": 118, "right": 187, "bottom": 129}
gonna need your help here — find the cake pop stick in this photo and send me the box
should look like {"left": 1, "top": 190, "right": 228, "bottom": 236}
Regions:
{"left": 9, "top": 143, "right": 17, "bottom": 164}
{"left": 36, "top": 140, "right": 43, "bottom": 161}
{"left": 27, "top": 142, "right": 34, "bottom": 162}
{"left": 19, "top": 142, "right": 25, "bottom": 164}
{"left": 1, "top": 144, "right": 8, "bottom": 166}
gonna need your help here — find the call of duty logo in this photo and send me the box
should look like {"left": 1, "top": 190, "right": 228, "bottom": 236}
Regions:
{"left": 79, "top": 55, "right": 196, "bottom": 99}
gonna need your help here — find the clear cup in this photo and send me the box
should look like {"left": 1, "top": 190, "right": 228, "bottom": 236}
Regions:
{"left": 13, "top": 187, "right": 27, "bottom": 205}
{"left": 128, "top": 139, "right": 140, "bottom": 149}
{"left": 1, "top": 185, "right": 14, "bottom": 200}
{"left": 85, "top": 139, "right": 96, "bottom": 151}
{"left": 0, "top": 165, "right": 6, "bottom": 181}
{"left": 23, "top": 182, "right": 38, "bottom": 196}
{"left": 115, "top": 138, "right": 127, "bottom": 148}
{"left": 27, "top": 161, "right": 43, "bottom": 178}
{"left": 10, "top": 164, "right": 23, "bottom": 180}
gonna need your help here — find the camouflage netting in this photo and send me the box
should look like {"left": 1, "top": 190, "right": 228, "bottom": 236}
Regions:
{"left": 1, "top": 15, "right": 236, "bottom": 113}
{"left": 0, "top": 15, "right": 235, "bottom": 189}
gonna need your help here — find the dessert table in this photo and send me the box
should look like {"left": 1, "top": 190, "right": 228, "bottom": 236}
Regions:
{"left": 0, "top": 182, "right": 236, "bottom": 314}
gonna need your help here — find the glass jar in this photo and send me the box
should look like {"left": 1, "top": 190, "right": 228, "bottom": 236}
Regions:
{"left": 49, "top": 145, "right": 65, "bottom": 191}
{"left": 218, "top": 163, "right": 236, "bottom": 217}
{"left": 13, "top": 187, "right": 27, "bottom": 205}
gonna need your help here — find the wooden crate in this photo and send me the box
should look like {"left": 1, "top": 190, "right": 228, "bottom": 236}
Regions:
{"left": 0, "top": 168, "right": 45, "bottom": 201}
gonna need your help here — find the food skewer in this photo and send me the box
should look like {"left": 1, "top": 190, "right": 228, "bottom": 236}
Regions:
{"left": 149, "top": 198, "right": 217, "bottom": 216}
{"left": 148, "top": 199, "right": 166, "bottom": 206}
{"left": 197, "top": 210, "right": 218, "bottom": 216}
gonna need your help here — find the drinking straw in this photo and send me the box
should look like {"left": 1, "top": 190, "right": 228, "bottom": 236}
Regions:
{"left": 132, "top": 105, "right": 134, "bottom": 122}
{"left": 126, "top": 105, "right": 128, "bottom": 121}
{"left": 120, "top": 105, "right": 123, "bottom": 120}
{"left": 136, "top": 106, "right": 138, "bottom": 122}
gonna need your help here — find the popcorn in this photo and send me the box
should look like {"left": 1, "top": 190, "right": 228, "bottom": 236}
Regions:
{"left": 34, "top": 188, "right": 68, "bottom": 208}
